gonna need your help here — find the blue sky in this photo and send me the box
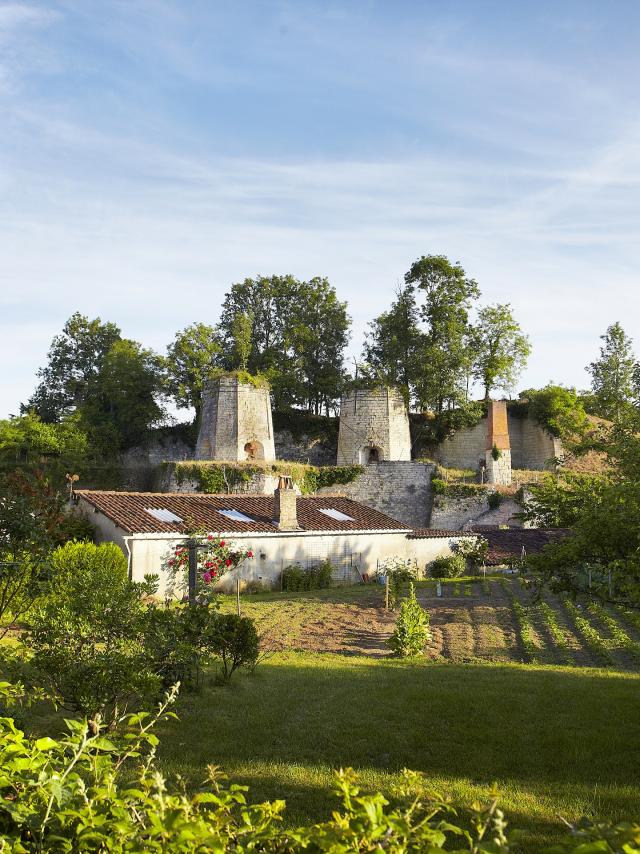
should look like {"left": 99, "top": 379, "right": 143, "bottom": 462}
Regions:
{"left": 2, "top": 0, "right": 640, "bottom": 417}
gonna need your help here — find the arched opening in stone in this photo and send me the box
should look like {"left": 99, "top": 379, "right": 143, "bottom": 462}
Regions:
{"left": 244, "top": 440, "right": 265, "bottom": 461}
{"left": 362, "top": 445, "right": 381, "bottom": 464}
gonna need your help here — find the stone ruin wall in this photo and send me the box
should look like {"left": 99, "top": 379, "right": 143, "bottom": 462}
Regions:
{"left": 317, "top": 461, "right": 434, "bottom": 529}
{"left": 337, "top": 388, "right": 411, "bottom": 465}
{"left": 435, "top": 414, "right": 561, "bottom": 472}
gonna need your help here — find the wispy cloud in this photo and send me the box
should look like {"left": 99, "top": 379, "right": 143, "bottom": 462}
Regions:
{"left": 1, "top": 1, "right": 640, "bottom": 414}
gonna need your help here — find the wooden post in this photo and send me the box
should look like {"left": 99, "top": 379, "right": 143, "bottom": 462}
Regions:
{"left": 188, "top": 538, "right": 197, "bottom": 606}
{"left": 385, "top": 574, "right": 389, "bottom": 611}
{"left": 236, "top": 575, "right": 241, "bottom": 616}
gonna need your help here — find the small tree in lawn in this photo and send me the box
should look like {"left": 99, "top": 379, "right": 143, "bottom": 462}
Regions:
{"left": 387, "top": 583, "right": 430, "bottom": 657}
{"left": 26, "top": 542, "right": 160, "bottom": 725}
{"left": 163, "top": 533, "right": 253, "bottom": 603}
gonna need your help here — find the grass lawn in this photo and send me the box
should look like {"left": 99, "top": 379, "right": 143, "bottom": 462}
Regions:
{"left": 158, "top": 651, "right": 640, "bottom": 850}
{"left": 9, "top": 579, "right": 640, "bottom": 850}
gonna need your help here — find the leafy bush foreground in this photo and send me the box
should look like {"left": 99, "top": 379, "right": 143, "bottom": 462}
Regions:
{"left": 1, "top": 682, "right": 638, "bottom": 853}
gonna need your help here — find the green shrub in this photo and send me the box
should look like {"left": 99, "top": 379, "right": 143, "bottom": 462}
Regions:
{"left": 454, "top": 537, "right": 489, "bottom": 574}
{"left": 429, "top": 553, "right": 466, "bottom": 578}
{"left": 387, "top": 583, "right": 430, "bottom": 657}
{"left": 208, "top": 613, "right": 259, "bottom": 682}
{"left": 25, "top": 542, "right": 160, "bottom": 724}
{"left": 487, "top": 491, "right": 503, "bottom": 510}
{"left": 282, "top": 560, "right": 333, "bottom": 591}
{"left": 142, "top": 603, "right": 220, "bottom": 690}
{"left": 281, "top": 562, "right": 306, "bottom": 591}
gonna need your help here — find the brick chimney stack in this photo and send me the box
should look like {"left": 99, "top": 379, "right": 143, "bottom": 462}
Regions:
{"left": 485, "top": 400, "right": 512, "bottom": 486}
{"left": 274, "top": 475, "right": 300, "bottom": 531}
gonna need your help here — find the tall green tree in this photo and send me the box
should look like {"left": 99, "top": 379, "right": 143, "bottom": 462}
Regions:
{"left": 166, "top": 323, "right": 220, "bottom": 424}
{"left": 84, "top": 340, "right": 165, "bottom": 450}
{"left": 405, "top": 255, "right": 480, "bottom": 415}
{"left": 287, "top": 278, "right": 350, "bottom": 414}
{"left": 587, "top": 322, "right": 639, "bottom": 422}
{"left": 362, "top": 286, "right": 423, "bottom": 396}
{"left": 23, "top": 313, "right": 121, "bottom": 422}
{"left": 218, "top": 275, "right": 349, "bottom": 411}
{"left": 527, "top": 420, "right": 640, "bottom": 608}
{"left": 471, "top": 303, "right": 530, "bottom": 399}
{"left": 230, "top": 312, "right": 254, "bottom": 372}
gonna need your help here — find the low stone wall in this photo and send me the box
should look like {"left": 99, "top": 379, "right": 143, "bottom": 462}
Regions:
{"left": 317, "top": 461, "right": 435, "bottom": 529}
{"left": 429, "top": 493, "right": 524, "bottom": 531}
{"left": 160, "top": 463, "right": 295, "bottom": 496}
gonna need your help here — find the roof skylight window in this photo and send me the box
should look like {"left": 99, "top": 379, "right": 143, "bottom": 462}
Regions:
{"left": 318, "top": 508, "right": 355, "bottom": 522}
{"left": 145, "top": 508, "right": 183, "bottom": 524}
{"left": 217, "top": 508, "right": 255, "bottom": 523}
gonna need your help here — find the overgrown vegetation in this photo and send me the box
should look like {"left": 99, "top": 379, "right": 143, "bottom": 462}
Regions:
{"left": 527, "top": 421, "right": 640, "bottom": 608}
{"left": 281, "top": 560, "right": 333, "bottom": 591}
{"left": 170, "top": 459, "right": 363, "bottom": 495}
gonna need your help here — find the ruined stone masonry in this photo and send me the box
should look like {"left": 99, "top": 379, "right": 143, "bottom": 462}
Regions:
{"left": 318, "top": 461, "right": 434, "bottom": 529}
{"left": 337, "top": 387, "right": 411, "bottom": 465}
{"left": 435, "top": 409, "right": 562, "bottom": 471}
{"left": 195, "top": 376, "right": 276, "bottom": 462}
{"left": 484, "top": 400, "right": 512, "bottom": 486}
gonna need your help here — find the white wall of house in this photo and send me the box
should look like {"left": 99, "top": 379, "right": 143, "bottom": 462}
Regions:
{"left": 405, "top": 535, "right": 475, "bottom": 573}
{"left": 77, "top": 499, "right": 470, "bottom": 594}
{"left": 128, "top": 529, "right": 417, "bottom": 594}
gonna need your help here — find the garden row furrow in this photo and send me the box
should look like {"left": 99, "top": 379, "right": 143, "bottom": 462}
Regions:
{"left": 562, "top": 598, "right": 614, "bottom": 666}
{"left": 501, "top": 577, "right": 558, "bottom": 664}
{"left": 536, "top": 601, "right": 573, "bottom": 665}
{"left": 586, "top": 602, "right": 640, "bottom": 666}
{"left": 470, "top": 604, "right": 512, "bottom": 661}
{"left": 511, "top": 600, "right": 539, "bottom": 662}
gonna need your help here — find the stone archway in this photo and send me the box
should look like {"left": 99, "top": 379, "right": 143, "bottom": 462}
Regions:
{"left": 244, "top": 440, "right": 265, "bottom": 461}
{"left": 361, "top": 445, "right": 381, "bottom": 464}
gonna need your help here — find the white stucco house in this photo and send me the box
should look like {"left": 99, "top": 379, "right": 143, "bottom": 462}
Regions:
{"left": 74, "top": 482, "right": 469, "bottom": 594}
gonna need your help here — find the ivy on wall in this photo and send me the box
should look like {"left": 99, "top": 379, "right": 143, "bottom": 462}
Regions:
{"left": 169, "top": 460, "right": 363, "bottom": 495}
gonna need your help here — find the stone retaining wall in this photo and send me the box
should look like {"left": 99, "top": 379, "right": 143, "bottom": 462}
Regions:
{"left": 317, "top": 461, "right": 434, "bottom": 529}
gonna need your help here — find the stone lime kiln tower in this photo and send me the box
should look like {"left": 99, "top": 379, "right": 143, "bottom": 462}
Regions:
{"left": 195, "top": 375, "right": 275, "bottom": 462}
{"left": 337, "top": 387, "right": 412, "bottom": 465}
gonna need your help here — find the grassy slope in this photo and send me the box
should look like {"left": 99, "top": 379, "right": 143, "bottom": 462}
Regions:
{"left": 158, "top": 653, "right": 640, "bottom": 850}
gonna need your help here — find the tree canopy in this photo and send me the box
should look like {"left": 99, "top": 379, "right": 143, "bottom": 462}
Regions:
{"left": 23, "top": 314, "right": 166, "bottom": 452}
{"left": 471, "top": 303, "right": 530, "bottom": 399}
{"left": 216, "top": 275, "right": 350, "bottom": 413}
{"left": 165, "top": 323, "right": 220, "bottom": 424}
{"left": 587, "top": 322, "right": 640, "bottom": 423}
{"left": 24, "top": 313, "right": 121, "bottom": 422}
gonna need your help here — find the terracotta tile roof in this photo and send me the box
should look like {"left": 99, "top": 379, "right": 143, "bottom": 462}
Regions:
{"left": 471, "top": 527, "right": 571, "bottom": 565}
{"left": 75, "top": 490, "right": 411, "bottom": 535}
{"left": 407, "top": 528, "right": 471, "bottom": 540}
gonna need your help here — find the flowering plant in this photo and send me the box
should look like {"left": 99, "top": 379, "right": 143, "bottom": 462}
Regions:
{"left": 162, "top": 532, "right": 253, "bottom": 602}
{"left": 375, "top": 556, "right": 419, "bottom": 581}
